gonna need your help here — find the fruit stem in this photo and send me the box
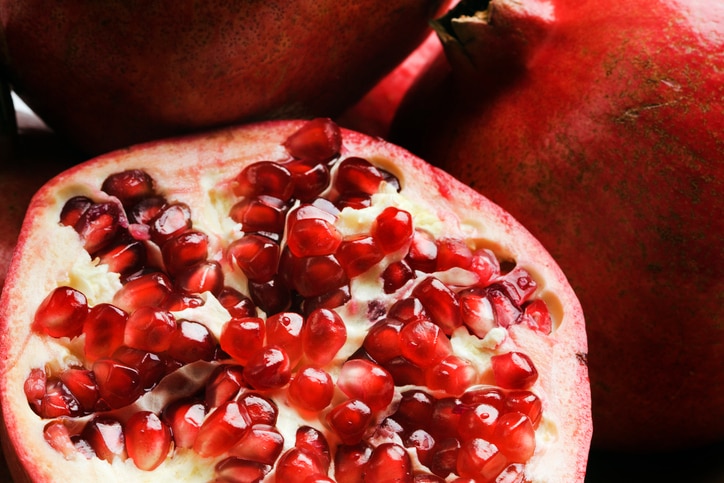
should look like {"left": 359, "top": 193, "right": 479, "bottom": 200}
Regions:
{"left": 0, "top": 73, "right": 17, "bottom": 159}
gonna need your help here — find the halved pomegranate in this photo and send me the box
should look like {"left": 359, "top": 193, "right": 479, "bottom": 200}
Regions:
{"left": 0, "top": 118, "right": 591, "bottom": 481}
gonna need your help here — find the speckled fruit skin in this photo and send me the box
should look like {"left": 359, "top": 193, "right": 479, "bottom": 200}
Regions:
{"left": 392, "top": 0, "right": 724, "bottom": 451}
{"left": 0, "top": 0, "right": 447, "bottom": 155}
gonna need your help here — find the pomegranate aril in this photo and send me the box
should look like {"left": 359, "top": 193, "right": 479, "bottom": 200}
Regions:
{"left": 283, "top": 117, "right": 342, "bottom": 162}
{"left": 59, "top": 368, "right": 99, "bottom": 412}
{"left": 220, "top": 317, "right": 266, "bottom": 365}
{"left": 215, "top": 457, "right": 270, "bottom": 483}
{"left": 125, "top": 411, "right": 172, "bottom": 471}
{"left": 327, "top": 399, "right": 373, "bottom": 445}
{"left": 33, "top": 286, "right": 88, "bottom": 339}
{"left": 265, "top": 311, "right": 304, "bottom": 365}
{"left": 491, "top": 351, "right": 539, "bottom": 389}
{"left": 162, "top": 230, "right": 209, "bottom": 275}
{"left": 229, "top": 194, "right": 289, "bottom": 236}
{"left": 101, "top": 169, "right": 155, "bottom": 207}
{"left": 491, "top": 411, "right": 536, "bottom": 463}
{"left": 522, "top": 299, "right": 553, "bottom": 334}
{"left": 296, "top": 426, "right": 331, "bottom": 471}
{"left": 460, "top": 289, "right": 496, "bottom": 339}
{"left": 148, "top": 202, "right": 192, "bottom": 245}
{"left": 456, "top": 438, "right": 508, "bottom": 481}
{"left": 194, "top": 400, "right": 252, "bottom": 458}
{"left": 406, "top": 428, "right": 436, "bottom": 467}
{"left": 362, "top": 317, "right": 404, "bottom": 364}
{"left": 43, "top": 420, "right": 78, "bottom": 459}
{"left": 248, "top": 275, "right": 292, "bottom": 315}
{"left": 460, "top": 387, "right": 505, "bottom": 410}
{"left": 399, "top": 319, "right": 453, "bottom": 368}
{"left": 228, "top": 234, "right": 280, "bottom": 283}
{"left": 412, "top": 276, "right": 463, "bottom": 335}
{"left": 24, "top": 368, "right": 47, "bottom": 411}
{"left": 495, "top": 464, "right": 526, "bottom": 483}
{"left": 288, "top": 365, "right": 334, "bottom": 412}
{"left": 470, "top": 248, "right": 501, "bottom": 286}
{"left": 39, "top": 379, "right": 81, "bottom": 418}
{"left": 92, "top": 358, "right": 143, "bottom": 409}
{"left": 218, "top": 286, "right": 257, "bottom": 318}
{"left": 162, "top": 398, "right": 206, "bottom": 449}
{"left": 112, "top": 346, "right": 170, "bottom": 391}
{"left": 430, "top": 397, "right": 466, "bottom": 440}
{"left": 436, "top": 237, "right": 473, "bottom": 271}
{"left": 287, "top": 217, "right": 342, "bottom": 257}
{"left": 494, "top": 266, "right": 538, "bottom": 306}
{"left": 372, "top": 206, "right": 414, "bottom": 254}
{"left": 285, "top": 159, "right": 331, "bottom": 202}
{"left": 234, "top": 160, "right": 294, "bottom": 201}
{"left": 96, "top": 237, "right": 146, "bottom": 276}
{"left": 406, "top": 230, "right": 438, "bottom": 273}
{"left": 365, "top": 443, "right": 413, "bottom": 482}
{"left": 504, "top": 390, "right": 543, "bottom": 428}
{"left": 161, "top": 290, "right": 205, "bottom": 311}
{"left": 388, "top": 297, "right": 429, "bottom": 324}
{"left": 73, "top": 201, "right": 123, "bottom": 254}
{"left": 394, "top": 389, "right": 436, "bottom": 430}
{"left": 243, "top": 345, "right": 292, "bottom": 390}
{"left": 414, "top": 475, "right": 446, "bottom": 483}
{"left": 458, "top": 403, "right": 500, "bottom": 442}
{"left": 81, "top": 416, "right": 126, "bottom": 462}
{"left": 337, "top": 359, "right": 395, "bottom": 411}
{"left": 287, "top": 253, "right": 349, "bottom": 298}
{"left": 426, "top": 355, "right": 477, "bottom": 396}
{"left": 302, "top": 307, "right": 347, "bottom": 365}
{"left": 166, "top": 319, "right": 216, "bottom": 363}
{"left": 275, "top": 447, "right": 328, "bottom": 482}
{"left": 382, "top": 260, "right": 415, "bottom": 294}
{"left": 333, "top": 157, "right": 384, "bottom": 196}
{"left": 206, "top": 365, "right": 247, "bottom": 408}
{"left": 302, "top": 284, "right": 351, "bottom": 314}
{"left": 430, "top": 437, "right": 461, "bottom": 479}
{"left": 112, "top": 272, "right": 173, "bottom": 313}
{"left": 334, "top": 442, "right": 373, "bottom": 483}
{"left": 238, "top": 392, "right": 279, "bottom": 426}
{"left": 487, "top": 288, "right": 523, "bottom": 328}
{"left": 229, "top": 424, "right": 284, "bottom": 465}
{"left": 128, "top": 195, "right": 167, "bottom": 225}
{"left": 383, "top": 356, "right": 427, "bottom": 387}
{"left": 335, "top": 235, "right": 384, "bottom": 277}
{"left": 60, "top": 196, "right": 92, "bottom": 227}
{"left": 175, "top": 260, "right": 224, "bottom": 295}
{"left": 123, "top": 306, "right": 177, "bottom": 353}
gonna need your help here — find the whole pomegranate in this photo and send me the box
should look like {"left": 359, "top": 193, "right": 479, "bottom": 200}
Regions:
{"left": 392, "top": 0, "right": 724, "bottom": 450}
{"left": 0, "top": 0, "right": 447, "bottom": 155}
{"left": 0, "top": 118, "right": 591, "bottom": 481}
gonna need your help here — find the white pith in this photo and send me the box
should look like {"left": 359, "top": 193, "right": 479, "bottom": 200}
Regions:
{"left": 0, "top": 121, "right": 591, "bottom": 482}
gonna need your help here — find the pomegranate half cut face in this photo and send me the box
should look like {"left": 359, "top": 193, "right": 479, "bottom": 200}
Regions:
{"left": 0, "top": 119, "right": 591, "bottom": 482}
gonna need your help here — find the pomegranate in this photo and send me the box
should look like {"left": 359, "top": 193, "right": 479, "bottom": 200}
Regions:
{"left": 392, "top": 0, "right": 724, "bottom": 450}
{"left": 0, "top": 118, "right": 591, "bottom": 481}
{"left": 0, "top": 0, "right": 449, "bottom": 155}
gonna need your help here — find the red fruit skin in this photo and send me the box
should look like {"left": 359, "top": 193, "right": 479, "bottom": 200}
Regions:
{"left": 0, "top": 0, "right": 450, "bottom": 154}
{"left": 392, "top": 0, "right": 724, "bottom": 451}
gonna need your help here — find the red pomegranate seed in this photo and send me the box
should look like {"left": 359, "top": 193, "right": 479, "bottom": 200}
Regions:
{"left": 504, "top": 390, "right": 543, "bottom": 428}
{"left": 166, "top": 319, "right": 216, "bottom": 363}
{"left": 112, "top": 272, "right": 173, "bottom": 313}
{"left": 39, "top": 378, "right": 80, "bottom": 418}
{"left": 229, "top": 194, "right": 289, "bottom": 236}
{"left": 229, "top": 424, "right": 284, "bottom": 465}
{"left": 364, "top": 443, "right": 412, "bottom": 482}
{"left": 175, "top": 260, "right": 224, "bottom": 295}
{"left": 112, "top": 347, "right": 169, "bottom": 392}
{"left": 228, "top": 234, "right": 280, "bottom": 283}
{"left": 394, "top": 389, "right": 436, "bottom": 431}
{"left": 285, "top": 159, "right": 331, "bottom": 202}
{"left": 288, "top": 217, "right": 343, "bottom": 258}
{"left": 283, "top": 117, "right": 342, "bottom": 162}
{"left": 59, "top": 367, "right": 99, "bottom": 412}
{"left": 125, "top": 411, "right": 172, "bottom": 471}
{"left": 73, "top": 202, "right": 123, "bottom": 254}
{"left": 382, "top": 260, "right": 415, "bottom": 294}
{"left": 362, "top": 317, "right": 404, "bottom": 364}
{"left": 96, "top": 237, "right": 146, "bottom": 276}
{"left": 372, "top": 206, "right": 414, "bottom": 254}
{"left": 333, "top": 442, "right": 372, "bottom": 483}
{"left": 296, "top": 426, "right": 331, "bottom": 471}
{"left": 60, "top": 196, "right": 92, "bottom": 227}
{"left": 288, "top": 254, "right": 349, "bottom": 298}
{"left": 123, "top": 306, "right": 177, "bottom": 353}
{"left": 436, "top": 237, "right": 473, "bottom": 271}
{"left": 302, "top": 284, "right": 351, "bottom": 314}
{"left": 388, "top": 297, "right": 429, "bottom": 324}
{"left": 335, "top": 235, "right": 384, "bottom": 277}
{"left": 429, "top": 437, "right": 461, "bottom": 479}
{"left": 43, "top": 420, "right": 77, "bottom": 459}
{"left": 33, "top": 286, "right": 88, "bottom": 339}
{"left": 522, "top": 299, "right": 553, "bottom": 334}
{"left": 193, "top": 400, "right": 252, "bottom": 458}
{"left": 460, "top": 387, "right": 505, "bottom": 410}
{"left": 491, "top": 352, "right": 539, "bottom": 389}
{"left": 161, "top": 230, "right": 209, "bottom": 275}
{"left": 495, "top": 463, "right": 526, "bottom": 483}
{"left": 265, "top": 311, "right": 304, "bottom": 365}
{"left": 399, "top": 319, "right": 453, "bottom": 368}
{"left": 487, "top": 288, "right": 523, "bottom": 328}
{"left": 275, "top": 447, "right": 328, "bottom": 482}
{"left": 412, "top": 277, "right": 463, "bottom": 335}
{"left": 333, "top": 157, "right": 384, "bottom": 196}
{"left": 287, "top": 201, "right": 339, "bottom": 233}
{"left": 24, "top": 368, "right": 46, "bottom": 411}
{"left": 495, "top": 266, "right": 538, "bottom": 305}
{"left": 288, "top": 366, "right": 334, "bottom": 412}
{"left": 426, "top": 355, "right": 477, "bottom": 396}
{"left": 326, "top": 399, "right": 373, "bottom": 445}
{"left": 205, "top": 365, "right": 246, "bottom": 408}
{"left": 459, "top": 289, "right": 496, "bottom": 338}
{"left": 302, "top": 307, "right": 347, "bottom": 365}
{"left": 233, "top": 160, "right": 294, "bottom": 201}
{"left": 217, "top": 286, "right": 257, "bottom": 318}
{"left": 470, "top": 248, "right": 501, "bottom": 286}
{"left": 128, "top": 195, "right": 166, "bottom": 225}
{"left": 456, "top": 438, "right": 508, "bottom": 481}
{"left": 248, "top": 275, "right": 292, "bottom": 315}
{"left": 101, "top": 169, "right": 155, "bottom": 207}
{"left": 215, "top": 457, "right": 269, "bottom": 483}
{"left": 491, "top": 411, "right": 536, "bottom": 463}
{"left": 406, "top": 428, "right": 436, "bottom": 468}
{"left": 92, "top": 358, "right": 143, "bottom": 409}
{"left": 162, "top": 398, "right": 206, "bottom": 449}
{"left": 148, "top": 202, "right": 192, "bottom": 245}
{"left": 405, "top": 230, "right": 438, "bottom": 273}
{"left": 81, "top": 416, "right": 126, "bottom": 462}
{"left": 243, "top": 345, "right": 292, "bottom": 390}
{"left": 220, "top": 317, "right": 266, "bottom": 365}
{"left": 414, "top": 474, "right": 446, "bottom": 483}
{"left": 383, "top": 356, "right": 427, "bottom": 387}
{"left": 238, "top": 392, "right": 279, "bottom": 426}
{"left": 457, "top": 403, "right": 500, "bottom": 442}
{"left": 430, "top": 398, "right": 465, "bottom": 440}
{"left": 337, "top": 359, "right": 394, "bottom": 411}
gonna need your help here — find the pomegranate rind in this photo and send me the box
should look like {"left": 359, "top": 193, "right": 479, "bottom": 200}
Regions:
{"left": 0, "top": 120, "right": 591, "bottom": 481}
